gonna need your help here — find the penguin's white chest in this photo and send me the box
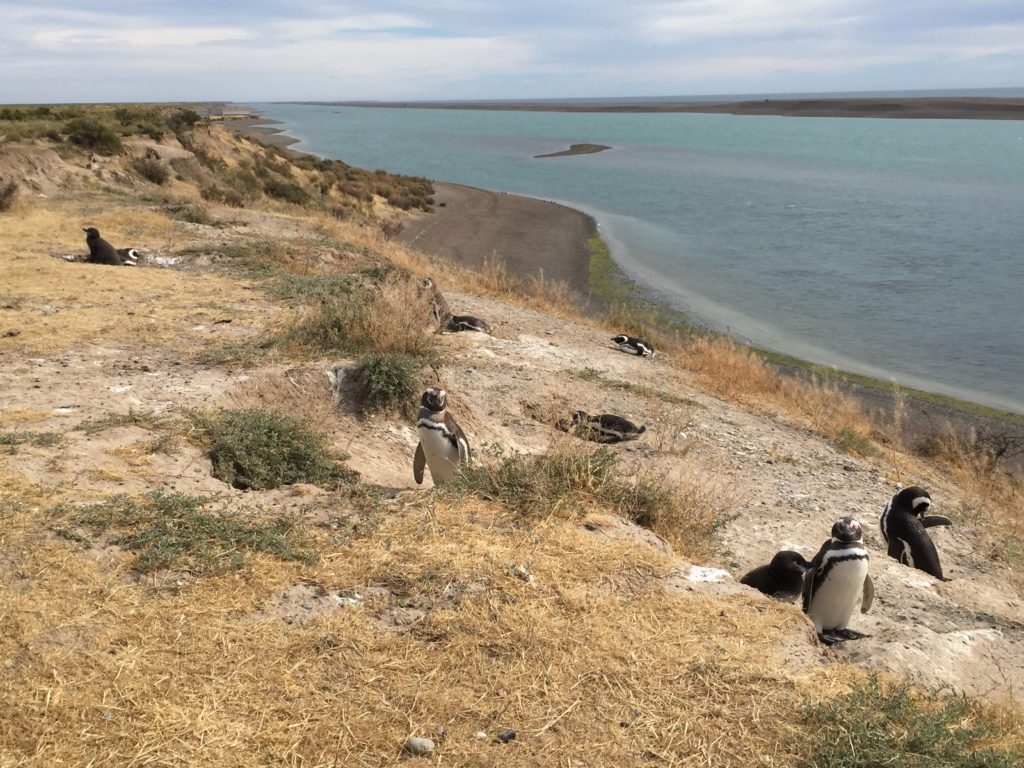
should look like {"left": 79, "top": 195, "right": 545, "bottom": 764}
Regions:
{"left": 808, "top": 555, "right": 868, "bottom": 631}
{"left": 418, "top": 425, "right": 462, "bottom": 484}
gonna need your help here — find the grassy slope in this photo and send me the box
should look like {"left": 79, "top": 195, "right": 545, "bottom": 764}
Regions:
{"left": 0, "top": 111, "right": 1022, "bottom": 766}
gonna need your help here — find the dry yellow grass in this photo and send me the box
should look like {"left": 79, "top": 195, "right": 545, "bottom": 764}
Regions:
{"left": 0, "top": 474, "right": 827, "bottom": 767}
{"left": 3, "top": 124, "right": 1023, "bottom": 767}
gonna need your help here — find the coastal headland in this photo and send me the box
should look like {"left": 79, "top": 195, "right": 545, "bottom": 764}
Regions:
{"left": 311, "top": 96, "right": 1024, "bottom": 120}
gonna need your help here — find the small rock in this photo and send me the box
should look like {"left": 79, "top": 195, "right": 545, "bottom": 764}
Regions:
{"left": 472, "top": 731, "right": 487, "bottom": 741}
{"left": 404, "top": 737, "right": 435, "bottom": 756}
{"left": 495, "top": 728, "right": 516, "bottom": 743}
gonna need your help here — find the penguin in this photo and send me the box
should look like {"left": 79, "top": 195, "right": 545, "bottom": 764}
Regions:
{"left": 419, "top": 277, "right": 452, "bottom": 333}
{"left": 556, "top": 411, "right": 646, "bottom": 444}
{"left": 740, "top": 550, "right": 811, "bottom": 602}
{"left": 116, "top": 247, "right": 140, "bottom": 266}
{"left": 802, "top": 517, "right": 874, "bottom": 645}
{"left": 611, "top": 334, "right": 655, "bottom": 357}
{"left": 879, "top": 486, "right": 952, "bottom": 581}
{"left": 82, "top": 227, "right": 131, "bottom": 266}
{"left": 447, "top": 315, "right": 492, "bottom": 334}
{"left": 413, "top": 387, "right": 470, "bottom": 485}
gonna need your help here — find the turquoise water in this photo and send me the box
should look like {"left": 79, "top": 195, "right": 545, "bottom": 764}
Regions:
{"left": 255, "top": 103, "right": 1024, "bottom": 413}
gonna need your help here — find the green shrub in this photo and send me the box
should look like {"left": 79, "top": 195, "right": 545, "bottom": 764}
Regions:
{"left": 262, "top": 176, "right": 312, "bottom": 206}
{"left": 131, "top": 156, "right": 170, "bottom": 185}
{"left": 798, "top": 675, "right": 1024, "bottom": 767}
{"left": 64, "top": 116, "right": 122, "bottom": 154}
{"left": 351, "top": 352, "right": 421, "bottom": 413}
{"left": 190, "top": 408, "right": 357, "bottom": 490}
{"left": 56, "top": 491, "right": 316, "bottom": 575}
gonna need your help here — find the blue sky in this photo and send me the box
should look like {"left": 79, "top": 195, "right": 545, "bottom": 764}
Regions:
{"left": 1, "top": 1, "right": 1022, "bottom": 103}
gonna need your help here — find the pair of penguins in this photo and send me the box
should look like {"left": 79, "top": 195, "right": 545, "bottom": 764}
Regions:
{"left": 741, "top": 487, "right": 952, "bottom": 645}
{"left": 82, "top": 227, "right": 139, "bottom": 266}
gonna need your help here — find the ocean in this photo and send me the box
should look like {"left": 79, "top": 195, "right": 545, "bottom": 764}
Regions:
{"left": 252, "top": 102, "right": 1024, "bottom": 414}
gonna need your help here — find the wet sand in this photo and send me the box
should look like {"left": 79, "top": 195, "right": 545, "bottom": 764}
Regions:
{"left": 222, "top": 117, "right": 301, "bottom": 149}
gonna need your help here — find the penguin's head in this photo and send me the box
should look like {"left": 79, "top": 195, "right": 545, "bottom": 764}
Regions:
{"left": 894, "top": 486, "right": 932, "bottom": 516}
{"left": 831, "top": 516, "right": 863, "bottom": 543}
{"left": 611, "top": 334, "right": 628, "bottom": 345}
{"left": 570, "top": 410, "right": 590, "bottom": 425}
{"left": 771, "top": 550, "right": 811, "bottom": 574}
{"left": 421, "top": 387, "right": 447, "bottom": 412}
{"left": 83, "top": 227, "right": 100, "bottom": 240}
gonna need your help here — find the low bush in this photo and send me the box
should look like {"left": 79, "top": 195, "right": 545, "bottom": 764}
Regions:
{"left": 351, "top": 352, "right": 421, "bottom": 413}
{"left": 0, "top": 179, "right": 17, "bottom": 212}
{"left": 798, "top": 675, "right": 1024, "bottom": 767}
{"left": 64, "top": 116, "right": 122, "bottom": 154}
{"left": 190, "top": 408, "right": 357, "bottom": 490}
{"left": 131, "top": 156, "right": 170, "bottom": 185}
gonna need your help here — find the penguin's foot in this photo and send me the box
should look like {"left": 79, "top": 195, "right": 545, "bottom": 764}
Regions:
{"left": 833, "top": 628, "right": 870, "bottom": 641}
{"left": 817, "top": 632, "right": 841, "bottom": 646}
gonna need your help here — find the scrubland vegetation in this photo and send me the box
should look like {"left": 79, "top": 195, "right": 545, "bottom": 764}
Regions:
{"left": 0, "top": 103, "right": 1022, "bottom": 766}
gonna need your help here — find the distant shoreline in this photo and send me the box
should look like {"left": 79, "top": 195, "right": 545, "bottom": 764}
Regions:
{"left": 301, "top": 97, "right": 1024, "bottom": 121}
{"left": 535, "top": 143, "right": 612, "bottom": 158}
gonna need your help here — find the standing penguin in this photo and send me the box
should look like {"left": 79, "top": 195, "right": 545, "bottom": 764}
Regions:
{"left": 82, "top": 227, "right": 129, "bottom": 266}
{"left": 802, "top": 517, "right": 875, "bottom": 645}
{"left": 880, "top": 486, "right": 952, "bottom": 581}
{"left": 413, "top": 387, "right": 470, "bottom": 485}
{"left": 740, "top": 550, "right": 811, "bottom": 602}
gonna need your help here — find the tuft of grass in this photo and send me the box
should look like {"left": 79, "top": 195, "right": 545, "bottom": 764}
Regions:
{"left": 833, "top": 426, "right": 880, "bottom": 458}
{"left": 189, "top": 408, "right": 357, "bottom": 490}
{"left": 54, "top": 491, "right": 317, "bottom": 575}
{"left": 0, "top": 429, "right": 63, "bottom": 453}
{"left": 265, "top": 272, "right": 352, "bottom": 305}
{"left": 448, "top": 445, "right": 725, "bottom": 559}
{"left": 277, "top": 276, "right": 438, "bottom": 360}
{"left": 797, "top": 675, "right": 1024, "bottom": 767}
{"left": 350, "top": 352, "right": 422, "bottom": 414}
{"left": 164, "top": 202, "right": 217, "bottom": 226}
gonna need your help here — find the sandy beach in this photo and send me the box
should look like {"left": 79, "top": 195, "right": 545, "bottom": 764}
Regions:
{"left": 394, "top": 181, "right": 596, "bottom": 296}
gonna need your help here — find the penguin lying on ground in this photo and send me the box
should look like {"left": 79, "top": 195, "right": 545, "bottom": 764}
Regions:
{"left": 557, "top": 411, "right": 646, "bottom": 444}
{"left": 447, "top": 315, "right": 492, "bottom": 334}
{"left": 802, "top": 517, "right": 874, "bottom": 645}
{"left": 611, "top": 334, "right": 655, "bottom": 357}
{"left": 880, "top": 486, "right": 952, "bottom": 581}
{"left": 413, "top": 387, "right": 471, "bottom": 485}
{"left": 82, "top": 227, "right": 136, "bottom": 266}
{"left": 740, "top": 550, "right": 811, "bottom": 602}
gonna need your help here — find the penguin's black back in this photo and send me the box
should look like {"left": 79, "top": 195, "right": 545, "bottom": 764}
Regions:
{"left": 83, "top": 227, "right": 123, "bottom": 266}
{"left": 885, "top": 510, "right": 944, "bottom": 580}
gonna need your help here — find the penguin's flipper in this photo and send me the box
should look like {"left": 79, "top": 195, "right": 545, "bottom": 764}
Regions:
{"left": 413, "top": 443, "right": 426, "bottom": 485}
{"left": 861, "top": 573, "right": 875, "bottom": 614}
{"left": 457, "top": 435, "right": 470, "bottom": 466}
{"left": 922, "top": 515, "right": 953, "bottom": 528}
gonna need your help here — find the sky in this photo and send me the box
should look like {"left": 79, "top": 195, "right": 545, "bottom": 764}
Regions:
{"left": 1, "top": 1, "right": 1022, "bottom": 104}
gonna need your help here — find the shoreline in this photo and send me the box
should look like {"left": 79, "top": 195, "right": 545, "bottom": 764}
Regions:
{"left": 303, "top": 97, "right": 1024, "bottom": 121}
{"left": 223, "top": 113, "right": 1024, "bottom": 466}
